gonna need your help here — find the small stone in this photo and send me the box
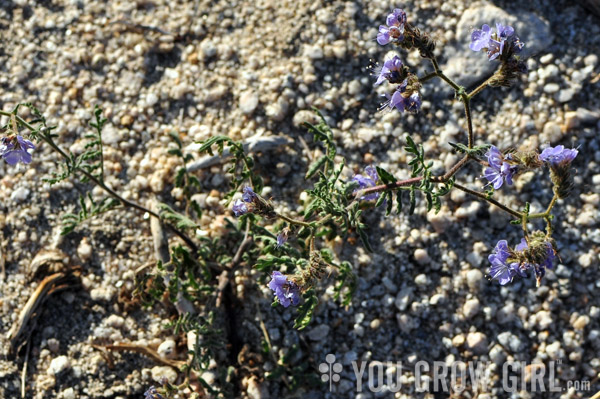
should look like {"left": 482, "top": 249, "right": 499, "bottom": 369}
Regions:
{"left": 239, "top": 91, "right": 259, "bottom": 115}
{"left": 414, "top": 249, "right": 430, "bottom": 265}
{"left": 541, "top": 121, "right": 562, "bottom": 143}
{"left": 105, "top": 314, "right": 125, "bottom": 328}
{"left": 572, "top": 315, "right": 590, "bottom": 330}
{"left": 466, "top": 332, "right": 488, "bottom": 354}
{"left": 497, "top": 331, "right": 524, "bottom": 353}
{"left": 77, "top": 238, "right": 92, "bottom": 262}
{"left": 276, "top": 162, "right": 291, "bottom": 177}
{"left": 452, "top": 334, "right": 465, "bottom": 347}
{"left": 61, "top": 387, "right": 76, "bottom": 399}
{"left": 151, "top": 366, "right": 178, "bottom": 384}
{"left": 145, "top": 93, "right": 159, "bottom": 107}
{"left": 489, "top": 344, "right": 506, "bottom": 364}
{"left": 545, "top": 341, "right": 563, "bottom": 360}
{"left": 466, "top": 269, "right": 483, "bottom": 291}
{"left": 543, "top": 83, "right": 560, "bottom": 94}
{"left": 536, "top": 310, "right": 553, "bottom": 330}
{"left": 576, "top": 107, "right": 600, "bottom": 125}
{"left": 462, "top": 298, "right": 480, "bottom": 319}
{"left": 394, "top": 287, "right": 413, "bottom": 311}
{"left": 157, "top": 339, "right": 177, "bottom": 359}
{"left": 120, "top": 114, "right": 134, "bottom": 126}
{"left": 584, "top": 54, "right": 598, "bottom": 67}
{"left": 564, "top": 111, "right": 580, "bottom": 130}
{"left": 307, "top": 325, "right": 330, "bottom": 341}
{"left": 414, "top": 274, "right": 428, "bottom": 286}
{"left": 48, "top": 356, "right": 70, "bottom": 375}
{"left": 539, "top": 53, "right": 554, "bottom": 64}
{"left": 556, "top": 88, "right": 574, "bottom": 103}
{"left": 10, "top": 187, "right": 30, "bottom": 202}
{"left": 47, "top": 338, "right": 60, "bottom": 353}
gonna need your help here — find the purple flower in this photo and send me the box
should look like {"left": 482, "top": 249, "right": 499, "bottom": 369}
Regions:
{"left": 539, "top": 145, "right": 578, "bottom": 165}
{"left": 232, "top": 199, "right": 248, "bottom": 216}
{"left": 382, "top": 80, "right": 422, "bottom": 114}
{"left": 470, "top": 24, "right": 492, "bottom": 51}
{"left": 374, "top": 56, "right": 404, "bottom": 86}
{"left": 484, "top": 146, "right": 516, "bottom": 189}
{"left": 352, "top": 165, "right": 379, "bottom": 201}
{"left": 1, "top": 135, "right": 35, "bottom": 165}
{"left": 268, "top": 271, "right": 301, "bottom": 307}
{"left": 144, "top": 386, "right": 165, "bottom": 399}
{"left": 276, "top": 228, "right": 289, "bottom": 248}
{"left": 469, "top": 23, "right": 523, "bottom": 61}
{"left": 496, "top": 23, "right": 514, "bottom": 39}
{"left": 377, "top": 9, "right": 407, "bottom": 45}
{"left": 242, "top": 186, "right": 257, "bottom": 202}
{"left": 488, "top": 240, "right": 523, "bottom": 285}
{"left": 404, "top": 92, "right": 422, "bottom": 113}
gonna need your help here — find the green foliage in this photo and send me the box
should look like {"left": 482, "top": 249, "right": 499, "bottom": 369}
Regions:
{"left": 293, "top": 289, "right": 318, "bottom": 330}
{"left": 449, "top": 141, "right": 490, "bottom": 157}
{"left": 80, "top": 105, "right": 106, "bottom": 183}
{"left": 158, "top": 203, "right": 199, "bottom": 230}
{"left": 197, "top": 135, "right": 263, "bottom": 200}
{"left": 333, "top": 261, "right": 357, "bottom": 307}
{"left": 303, "top": 108, "right": 337, "bottom": 179}
{"left": 61, "top": 193, "right": 120, "bottom": 235}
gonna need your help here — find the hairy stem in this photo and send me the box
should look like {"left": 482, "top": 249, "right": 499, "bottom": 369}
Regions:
{"left": 453, "top": 182, "right": 522, "bottom": 218}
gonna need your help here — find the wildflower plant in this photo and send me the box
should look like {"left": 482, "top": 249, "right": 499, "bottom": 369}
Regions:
{"left": 0, "top": 6, "right": 581, "bottom": 396}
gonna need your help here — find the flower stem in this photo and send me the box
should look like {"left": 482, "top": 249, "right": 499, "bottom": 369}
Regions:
{"left": 276, "top": 212, "right": 312, "bottom": 228}
{"left": 453, "top": 182, "right": 522, "bottom": 218}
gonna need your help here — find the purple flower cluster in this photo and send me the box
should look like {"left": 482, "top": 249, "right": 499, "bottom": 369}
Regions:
{"left": 470, "top": 23, "right": 524, "bottom": 61}
{"left": 488, "top": 240, "right": 525, "bottom": 285}
{"left": 232, "top": 186, "right": 257, "bottom": 216}
{"left": 0, "top": 135, "right": 36, "bottom": 165}
{"left": 384, "top": 81, "right": 422, "bottom": 114}
{"left": 489, "top": 237, "right": 556, "bottom": 285}
{"left": 374, "top": 56, "right": 405, "bottom": 86}
{"left": 539, "top": 145, "right": 578, "bottom": 165}
{"left": 268, "top": 271, "right": 301, "bottom": 307}
{"left": 377, "top": 9, "right": 407, "bottom": 45}
{"left": 351, "top": 165, "right": 380, "bottom": 201}
{"left": 484, "top": 146, "right": 516, "bottom": 189}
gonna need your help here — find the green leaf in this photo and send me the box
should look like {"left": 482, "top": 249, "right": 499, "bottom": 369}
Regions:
{"left": 409, "top": 185, "right": 416, "bottom": 215}
{"left": 293, "top": 290, "right": 318, "bottom": 330}
{"left": 305, "top": 155, "right": 328, "bottom": 179}
{"left": 357, "top": 227, "right": 373, "bottom": 252}
{"left": 396, "top": 190, "right": 403, "bottom": 214}
{"left": 375, "top": 166, "right": 396, "bottom": 184}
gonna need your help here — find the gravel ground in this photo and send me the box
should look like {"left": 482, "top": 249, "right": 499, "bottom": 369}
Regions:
{"left": 0, "top": 0, "right": 599, "bottom": 398}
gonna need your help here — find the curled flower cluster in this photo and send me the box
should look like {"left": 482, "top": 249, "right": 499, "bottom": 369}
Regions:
{"left": 231, "top": 186, "right": 276, "bottom": 218}
{"left": 374, "top": 11, "right": 422, "bottom": 114}
{"left": 489, "top": 231, "right": 556, "bottom": 286}
{"left": 268, "top": 271, "right": 301, "bottom": 308}
{"left": 0, "top": 135, "right": 36, "bottom": 165}
{"left": 539, "top": 145, "right": 578, "bottom": 198}
{"left": 470, "top": 23, "right": 524, "bottom": 61}
{"left": 484, "top": 146, "right": 517, "bottom": 189}
{"left": 377, "top": 9, "right": 407, "bottom": 45}
{"left": 232, "top": 186, "right": 257, "bottom": 216}
{"left": 351, "top": 165, "right": 379, "bottom": 200}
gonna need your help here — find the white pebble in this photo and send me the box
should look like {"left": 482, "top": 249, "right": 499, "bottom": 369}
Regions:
{"left": 48, "top": 356, "right": 70, "bottom": 375}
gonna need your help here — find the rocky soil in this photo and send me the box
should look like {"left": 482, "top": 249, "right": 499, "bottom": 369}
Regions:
{"left": 0, "top": 0, "right": 599, "bottom": 398}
